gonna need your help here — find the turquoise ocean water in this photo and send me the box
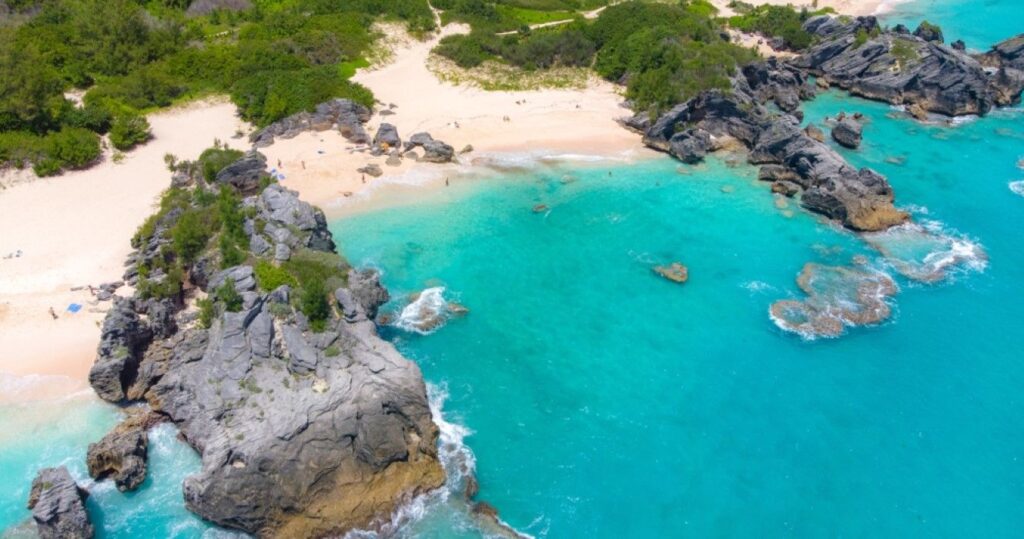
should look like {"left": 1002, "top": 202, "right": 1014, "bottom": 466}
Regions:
{"left": 1, "top": 2, "right": 1022, "bottom": 537}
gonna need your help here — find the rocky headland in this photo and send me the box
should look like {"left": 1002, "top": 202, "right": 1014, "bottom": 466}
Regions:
{"left": 26, "top": 467, "right": 94, "bottom": 539}
{"left": 84, "top": 148, "right": 446, "bottom": 536}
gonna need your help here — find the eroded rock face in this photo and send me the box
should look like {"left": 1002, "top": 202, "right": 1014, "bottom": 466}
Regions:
{"left": 86, "top": 412, "right": 158, "bottom": 492}
{"left": 88, "top": 151, "right": 443, "bottom": 537}
{"left": 373, "top": 123, "right": 402, "bottom": 151}
{"left": 250, "top": 99, "right": 372, "bottom": 147}
{"left": 831, "top": 118, "right": 863, "bottom": 149}
{"left": 633, "top": 62, "right": 906, "bottom": 232}
{"left": 794, "top": 16, "right": 1024, "bottom": 115}
{"left": 27, "top": 467, "right": 94, "bottom": 539}
{"left": 216, "top": 151, "right": 268, "bottom": 195}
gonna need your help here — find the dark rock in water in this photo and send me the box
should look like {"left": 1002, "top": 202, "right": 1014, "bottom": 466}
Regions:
{"left": 215, "top": 151, "right": 267, "bottom": 195}
{"left": 653, "top": 263, "right": 689, "bottom": 284}
{"left": 532, "top": 204, "right": 549, "bottom": 213}
{"left": 250, "top": 99, "right": 371, "bottom": 147}
{"left": 186, "top": 0, "right": 251, "bottom": 16}
{"left": 759, "top": 164, "right": 801, "bottom": 184}
{"left": 421, "top": 140, "right": 455, "bottom": 163}
{"left": 89, "top": 297, "right": 153, "bottom": 403}
{"left": 772, "top": 180, "right": 801, "bottom": 197}
{"left": 373, "top": 123, "right": 401, "bottom": 151}
{"left": 952, "top": 39, "right": 966, "bottom": 51}
{"left": 794, "top": 16, "right": 1023, "bottom": 115}
{"left": 347, "top": 268, "right": 390, "bottom": 320}
{"left": 27, "top": 467, "right": 94, "bottom": 539}
{"left": 831, "top": 118, "right": 863, "bottom": 148}
{"left": 804, "top": 123, "right": 826, "bottom": 142}
{"left": 668, "top": 129, "right": 712, "bottom": 164}
{"left": 892, "top": 23, "right": 910, "bottom": 35}
{"left": 913, "top": 22, "right": 944, "bottom": 43}
{"left": 87, "top": 412, "right": 158, "bottom": 492}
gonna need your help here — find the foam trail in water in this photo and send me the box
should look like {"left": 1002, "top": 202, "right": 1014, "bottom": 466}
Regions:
{"left": 346, "top": 384, "right": 533, "bottom": 538}
{"left": 1010, "top": 180, "right": 1024, "bottom": 197}
{"left": 863, "top": 221, "right": 987, "bottom": 283}
{"left": 395, "top": 287, "right": 451, "bottom": 335}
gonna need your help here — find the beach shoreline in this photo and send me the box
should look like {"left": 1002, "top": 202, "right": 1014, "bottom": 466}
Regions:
{"left": 0, "top": 0, "right": 894, "bottom": 398}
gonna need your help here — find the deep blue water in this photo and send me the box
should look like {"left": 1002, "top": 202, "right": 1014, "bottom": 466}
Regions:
{"left": 1, "top": 1, "right": 1021, "bottom": 537}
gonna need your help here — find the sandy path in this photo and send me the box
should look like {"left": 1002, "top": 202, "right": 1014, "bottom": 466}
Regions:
{"left": 0, "top": 99, "right": 249, "bottom": 393}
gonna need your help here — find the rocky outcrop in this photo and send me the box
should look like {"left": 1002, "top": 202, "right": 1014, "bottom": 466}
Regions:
{"left": 372, "top": 123, "right": 401, "bottom": 152}
{"left": 87, "top": 412, "right": 159, "bottom": 492}
{"left": 831, "top": 118, "right": 862, "bottom": 149}
{"left": 913, "top": 21, "right": 944, "bottom": 43}
{"left": 89, "top": 297, "right": 153, "bottom": 403}
{"left": 27, "top": 467, "right": 94, "bottom": 539}
{"left": 980, "top": 34, "right": 1024, "bottom": 70}
{"left": 794, "top": 16, "right": 1024, "bottom": 115}
{"left": 631, "top": 61, "right": 906, "bottom": 232}
{"left": 216, "top": 151, "right": 268, "bottom": 195}
{"left": 250, "top": 99, "right": 372, "bottom": 147}
{"left": 87, "top": 151, "right": 444, "bottom": 537}
{"left": 403, "top": 132, "right": 456, "bottom": 163}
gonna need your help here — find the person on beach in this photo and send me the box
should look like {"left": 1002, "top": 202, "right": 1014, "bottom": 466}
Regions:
{"left": 362, "top": 174, "right": 366, "bottom": 184}
{"left": 48, "top": 307, "right": 57, "bottom": 320}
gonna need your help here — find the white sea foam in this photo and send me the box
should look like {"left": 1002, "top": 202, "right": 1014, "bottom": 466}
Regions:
{"left": 344, "top": 383, "right": 536, "bottom": 539}
{"left": 1010, "top": 180, "right": 1024, "bottom": 196}
{"left": 864, "top": 221, "right": 987, "bottom": 283}
{"left": 395, "top": 287, "right": 450, "bottom": 335}
{"left": 742, "top": 281, "right": 776, "bottom": 294}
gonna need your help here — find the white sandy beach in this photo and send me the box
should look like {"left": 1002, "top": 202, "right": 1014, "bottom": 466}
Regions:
{"left": 711, "top": 0, "right": 902, "bottom": 17}
{"left": 0, "top": 0, "right": 885, "bottom": 397}
{"left": 0, "top": 99, "right": 248, "bottom": 395}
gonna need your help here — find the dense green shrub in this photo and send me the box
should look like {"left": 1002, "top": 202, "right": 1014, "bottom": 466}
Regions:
{"left": 298, "top": 277, "right": 331, "bottom": 332}
{"left": 197, "top": 147, "right": 244, "bottom": 183}
{"left": 254, "top": 259, "right": 298, "bottom": 291}
{"left": 33, "top": 128, "right": 102, "bottom": 176}
{"left": 728, "top": 5, "right": 820, "bottom": 50}
{"left": 196, "top": 297, "right": 215, "bottom": 328}
{"left": 109, "top": 113, "right": 151, "bottom": 151}
{"left": 216, "top": 278, "right": 243, "bottom": 312}
{"left": 171, "top": 208, "right": 216, "bottom": 264}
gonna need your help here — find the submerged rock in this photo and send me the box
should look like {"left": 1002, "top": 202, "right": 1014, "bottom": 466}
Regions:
{"left": 653, "top": 263, "right": 689, "bottom": 284}
{"left": 27, "top": 467, "right": 94, "bottom": 539}
{"left": 770, "top": 263, "right": 897, "bottom": 338}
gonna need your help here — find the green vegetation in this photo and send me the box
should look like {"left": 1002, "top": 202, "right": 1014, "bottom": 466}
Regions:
{"left": 434, "top": 2, "right": 756, "bottom": 115}
{"left": 891, "top": 38, "right": 921, "bottom": 69}
{"left": 109, "top": 113, "right": 151, "bottom": 151}
{"left": 215, "top": 278, "right": 244, "bottom": 312}
{"left": 728, "top": 4, "right": 825, "bottom": 50}
{"left": 298, "top": 277, "right": 331, "bottom": 332}
{"left": 0, "top": 0, "right": 438, "bottom": 175}
{"left": 197, "top": 297, "right": 215, "bottom": 328}
{"left": 254, "top": 259, "right": 298, "bottom": 291}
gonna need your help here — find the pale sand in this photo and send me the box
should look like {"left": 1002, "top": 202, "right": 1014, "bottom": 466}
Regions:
{"left": 0, "top": 98, "right": 249, "bottom": 394}
{"left": 260, "top": 22, "right": 651, "bottom": 219}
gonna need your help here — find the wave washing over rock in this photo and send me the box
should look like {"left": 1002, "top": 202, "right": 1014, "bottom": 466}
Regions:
{"left": 394, "top": 287, "right": 469, "bottom": 335}
{"left": 770, "top": 263, "right": 898, "bottom": 339}
{"left": 863, "top": 222, "right": 988, "bottom": 283}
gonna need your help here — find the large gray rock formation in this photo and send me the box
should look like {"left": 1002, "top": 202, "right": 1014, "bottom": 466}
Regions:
{"left": 216, "top": 151, "right": 268, "bottom": 195}
{"left": 628, "top": 61, "right": 906, "bottom": 232}
{"left": 793, "top": 16, "right": 1024, "bottom": 115}
{"left": 87, "top": 412, "right": 156, "bottom": 492}
{"left": 831, "top": 118, "right": 863, "bottom": 149}
{"left": 87, "top": 151, "right": 444, "bottom": 537}
{"left": 27, "top": 467, "right": 94, "bottom": 539}
{"left": 250, "top": 99, "right": 372, "bottom": 147}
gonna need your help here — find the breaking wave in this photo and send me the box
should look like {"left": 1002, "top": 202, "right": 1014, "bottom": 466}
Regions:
{"left": 1010, "top": 180, "right": 1024, "bottom": 197}
{"left": 395, "top": 287, "right": 451, "bottom": 335}
{"left": 863, "top": 221, "right": 987, "bottom": 283}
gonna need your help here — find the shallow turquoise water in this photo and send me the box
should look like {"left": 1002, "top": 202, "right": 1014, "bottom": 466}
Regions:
{"left": 330, "top": 99, "right": 1024, "bottom": 535}
{"left": 1, "top": 1, "right": 1022, "bottom": 536}
{"left": 887, "top": 0, "right": 1023, "bottom": 49}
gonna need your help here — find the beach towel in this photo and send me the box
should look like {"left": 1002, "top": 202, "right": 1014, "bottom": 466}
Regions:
{"left": 67, "top": 303, "right": 82, "bottom": 313}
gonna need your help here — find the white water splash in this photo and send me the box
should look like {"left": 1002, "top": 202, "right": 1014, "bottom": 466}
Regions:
{"left": 395, "top": 287, "right": 450, "bottom": 335}
{"left": 1010, "top": 180, "right": 1024, "bottom": 197}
